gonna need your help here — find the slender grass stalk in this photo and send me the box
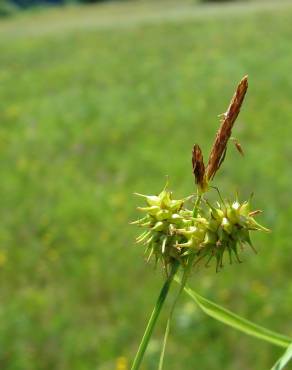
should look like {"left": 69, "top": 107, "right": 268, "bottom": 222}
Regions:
{"left": 131, "top": 261, "right": 180, "bottom": 370}
{"left": 192, "top": 192, "right": 202, "bottom": 217}
{"left": 158, "top": 256, "right": 195, "bottom": 370}
{"left": 158, "top": 273, "right": 186, "bottom": 370}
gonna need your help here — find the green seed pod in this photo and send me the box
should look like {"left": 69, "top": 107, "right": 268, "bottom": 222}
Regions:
{"left": 193, "top": 217, "right": 209, "bottom": 227}
{"left": 208, "top": 217, "right": 221, "bottom": 232}
{"left": 152, "top": 221, "right": 165, "bottom": 232}
{"left": 211, "top": 207, "right": 224, "bottom": 221}
{"left": 137, "top": 206, "right": 160, "bottom": 216}
{"left": 176, "top": 226, "right": 197, "bottom": 237}
{"left": 134, "top": 193, "right": 160, "bottom": 206}
{"left": 145, "top": 195, "right": 161, "bottom": 206}
{"left": 170, "top": 213, "right": 183, "bottom": 223}
{"left": 226, "top": 206, "right": 239, "bottom": 224}
{"left": 156, "top": 209, "right": 171, "bottom": 221}
{"left": 159, "top": 190, "right": 171, "bottom": 207}
{"left": 247, "top": 217, "right": 270, "bottom": 232}
{"left": 169, "top": 199, "right": 184, "bottom": 212}
{"left": 180, "top": 209, "right": 193, "bottom": 218}
{"left": 239, "top": 201, "right": 250, "bottom": 216}
{"left": 203, "top": 230, "right": 217, "bottom": 245}
{"left": 221, "top": 217, "right": 233, "bottom": 234}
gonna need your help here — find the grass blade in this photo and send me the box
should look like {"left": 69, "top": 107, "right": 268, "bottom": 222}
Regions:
{"left": 271, "top": 343, "right": 292, "bottom": 370}
{"left": 175, "top": 277, "right": 291, "bottom": 348}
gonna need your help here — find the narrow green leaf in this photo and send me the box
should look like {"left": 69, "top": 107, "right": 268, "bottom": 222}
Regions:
{"left": 271, "top": 343, "right": 292, "bottom": 370}
{"left": 175, "top": 277, "right": 291, "bottom": 348}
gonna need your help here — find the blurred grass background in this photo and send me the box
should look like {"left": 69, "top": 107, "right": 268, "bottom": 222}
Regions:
{"left": 0, "top": 0, "right": 292, "bottom": 369}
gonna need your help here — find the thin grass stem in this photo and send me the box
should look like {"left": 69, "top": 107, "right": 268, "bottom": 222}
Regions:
{"left": 158, "top": 256, "right": 195, "bottom": 370}
{"left": 131, "top": 261, "right": 179, "bottom": 370}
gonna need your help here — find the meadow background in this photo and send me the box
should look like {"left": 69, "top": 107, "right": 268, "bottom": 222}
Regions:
{"left": 0, "top": 0, "right": 292, "bottom": 369}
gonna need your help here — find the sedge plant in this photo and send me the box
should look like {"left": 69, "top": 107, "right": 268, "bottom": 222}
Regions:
{"left": 131, "top": 76, "right": 292, "bottom": 370}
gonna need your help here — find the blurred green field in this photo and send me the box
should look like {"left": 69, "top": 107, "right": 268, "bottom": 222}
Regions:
{"left": 0, "top": 1, "right": 292, "bottom": 369}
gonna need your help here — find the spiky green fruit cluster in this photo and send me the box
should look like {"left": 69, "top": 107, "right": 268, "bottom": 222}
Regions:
{"left": 132, "top": 188, "right": 194, "bottom": 268}
{"left": 132, "top": 187, "right": 269, "bottom": 272}
{"left": 192, "top": 199, "right": 270, "bottom": 271}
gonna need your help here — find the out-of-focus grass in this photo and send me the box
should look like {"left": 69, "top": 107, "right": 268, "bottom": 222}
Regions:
{"left": 0, "top": 1, "right": 291, "bottom": 369}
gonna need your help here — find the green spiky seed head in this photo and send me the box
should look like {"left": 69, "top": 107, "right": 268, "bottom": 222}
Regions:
{"left": 132, "top": 185, "right": 269, "bottom": 272}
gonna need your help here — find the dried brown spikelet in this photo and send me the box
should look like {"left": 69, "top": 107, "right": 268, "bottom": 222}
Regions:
{"left": 192, "top": 144, "right": 206, "bottom": 191}
{"left": 206, "top": 76, "right": 248, "bottom": 181}
{"left": 231, "top": 137, "right": 245, "bottom": 156}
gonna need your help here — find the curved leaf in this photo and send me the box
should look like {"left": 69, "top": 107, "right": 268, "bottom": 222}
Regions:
{"left": 175, "top": 277, "right": 291, "bottom": 348}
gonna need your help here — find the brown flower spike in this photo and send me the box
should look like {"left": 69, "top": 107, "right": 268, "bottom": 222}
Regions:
{"left": 192, "top": 76, "right": 248, "bottom": 190}
{"left": 205, "top": 76, "right": 248, "bottom": 181}
{"left": 192, "top": 144, "right": 207, "bottom": 192}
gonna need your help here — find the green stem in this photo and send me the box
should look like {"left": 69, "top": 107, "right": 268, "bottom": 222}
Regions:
{"left": 158, "top": 257, "right": 195, "bottom": 370}
{"left": 131, "top": 261, "right": 180, "bottom": 370}
{"left": 193, "top": 192, "right": 202, "bottom": 217}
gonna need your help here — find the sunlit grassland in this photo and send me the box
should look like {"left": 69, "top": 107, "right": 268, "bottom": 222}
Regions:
{"left": 0, "top": 1, "right": 292, "bottom": 369}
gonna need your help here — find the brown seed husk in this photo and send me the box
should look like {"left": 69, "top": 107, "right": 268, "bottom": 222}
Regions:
{"left": 206, "top": 76, "right": 248, "bottom": 180}
{"left": 192, "top": 144, "right": 206, "bottom": 191}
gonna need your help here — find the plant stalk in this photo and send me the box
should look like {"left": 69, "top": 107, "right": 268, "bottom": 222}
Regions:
{"left": 131, "top": 261, "right": 179, "bottom": 370}
{"left": 158, "top": 256, "right": 195, "bottom": 370}
{"left": 193, "top": 193, "right": 202, "bottom": 217}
